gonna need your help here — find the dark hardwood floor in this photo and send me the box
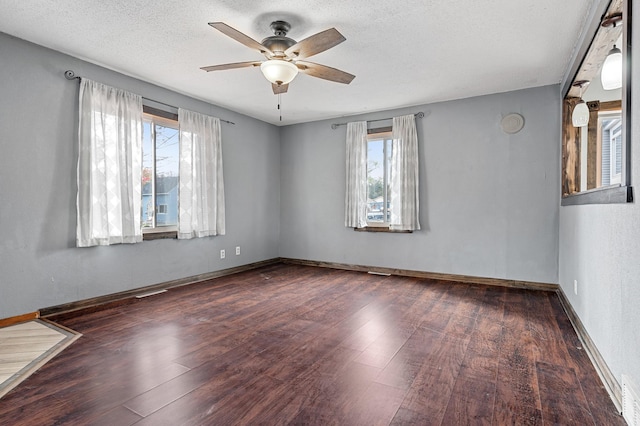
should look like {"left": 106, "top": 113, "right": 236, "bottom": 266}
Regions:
{"left": 0, "top": 263, "right": 624, "bottom": 425}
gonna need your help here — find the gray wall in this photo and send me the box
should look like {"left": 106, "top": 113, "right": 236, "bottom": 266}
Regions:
{"left": 0, "top": 33, "right": 281, "bottom": 318}
{"left": 280, "top": 85, "right": 560, "bottom": 284}
{"left": 558, "top": 3, "right": 640, "bottom": 399}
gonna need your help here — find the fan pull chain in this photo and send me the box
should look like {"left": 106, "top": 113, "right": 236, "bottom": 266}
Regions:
{"left": 278, "top": 93, "right": 282, "bottom": 122}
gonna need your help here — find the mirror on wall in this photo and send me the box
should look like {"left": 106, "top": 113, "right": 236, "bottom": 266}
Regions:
{"left": 562, "top": 0, "right": 631, "bottom": 204}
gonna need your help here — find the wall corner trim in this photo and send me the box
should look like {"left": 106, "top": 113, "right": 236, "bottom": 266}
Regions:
{"left": 556, "top": 287, "right": 623, "bottom": 413}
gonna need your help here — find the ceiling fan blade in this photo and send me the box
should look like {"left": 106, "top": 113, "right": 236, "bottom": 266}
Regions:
{"left": 272, "top": 83, "right": 289, "bottom": 94}
{"left": 296, "top": 61, "right": 355, "bottom": 84}
{"left": 285, "top": 28, "right": 346, "bottom": 60}
{"left": 200, "top": 61, "right": 262, "bottom": 72}
{"left": 208, "top": 22, "right": 273, "bottom": 56}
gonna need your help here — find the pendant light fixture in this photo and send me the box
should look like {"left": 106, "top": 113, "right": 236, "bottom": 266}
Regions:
{"left": 601, "top": 45, "right": 622, "bottom": 90}
{"left": 572, "top": 80, "right": 590, "bottom": 128}
{"left": 600, "top": 12, "right": 623, "bottom": 91}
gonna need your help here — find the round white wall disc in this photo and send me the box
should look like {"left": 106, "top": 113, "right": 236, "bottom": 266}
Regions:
{"left": 501, "top": 113, "right": 525, "bottom": 134}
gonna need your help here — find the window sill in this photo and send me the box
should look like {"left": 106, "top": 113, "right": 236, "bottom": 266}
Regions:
{"left": 561, "top": 185, "right": 633, "bottom": 206}
{"left": 354, "top": 227, "right": 412, "bottom": 233}
{"left": 142, "top": 229, "right": 178, "bottom": 240}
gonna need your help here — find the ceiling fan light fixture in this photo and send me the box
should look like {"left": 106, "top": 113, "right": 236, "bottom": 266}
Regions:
{"left": 601, "top": 45, "right": 622, "bottom": 90}
{"left": 260, "top": 59, "right": 298, "bottom": 86}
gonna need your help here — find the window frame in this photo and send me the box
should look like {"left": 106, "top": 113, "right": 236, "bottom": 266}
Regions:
{"left": 157, "top": 204, "right": 168, "bottom": 214}
{"left": 354, "top": 126, "right": 413, "bottom": 233}
{"left": 560, "top": 0, "right": 633, "bottom": 206}
{"left": 141, "top": 106, "right": 180, "bottom": 240}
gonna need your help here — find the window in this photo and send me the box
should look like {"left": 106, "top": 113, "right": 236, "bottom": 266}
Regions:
{"left": 561, "top": 0, "right": 632, "bottom": 205}
{"left": 366, "top": 129, "right": 392, "bottom": 226}
{"left": 345, "top": 115, "right": 419, "bottom": 232}
{"left": 600, "top": 111, "right": 622, "bottom": 186}
{"left": 142, "top": 112, "right": 179, "bottom": 233}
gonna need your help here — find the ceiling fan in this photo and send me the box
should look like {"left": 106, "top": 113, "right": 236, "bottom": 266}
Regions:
{"left": 201, "top": 21, "right": 355, "bottom": 94}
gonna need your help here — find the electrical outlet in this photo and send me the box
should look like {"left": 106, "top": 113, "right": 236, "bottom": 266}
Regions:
{"left": 220, "top": 249, "right": 225, "bottom": 259}
{"left": 236, "top": 246, "right": 240, "bottom": 255}
{"left": 574, "top": 279, "right": 578, "bottom": 295}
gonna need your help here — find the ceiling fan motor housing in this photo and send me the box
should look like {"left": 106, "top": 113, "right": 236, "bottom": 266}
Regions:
{"left": 262, "top": 21, "right": 296, "bottom": 58}
{"left": 261, "top": 36, "right": 296, "bottom": 57}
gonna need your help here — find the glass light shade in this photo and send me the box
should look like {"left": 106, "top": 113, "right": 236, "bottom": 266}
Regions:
{"left": 601, "top": 46, "right": 622, "bottom": 90}
{"left": 572, "top": 101, "right": 590, "bottom": 127}
{"left": 260, "top": 60, "right": 298, "bottom": 85}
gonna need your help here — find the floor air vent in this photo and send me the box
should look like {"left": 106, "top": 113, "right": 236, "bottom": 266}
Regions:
{"left": 623, "top": 375, "right": 640, "bottom": 426}
{"left": 135, "top": 289, "right": 167, "bottom": 299}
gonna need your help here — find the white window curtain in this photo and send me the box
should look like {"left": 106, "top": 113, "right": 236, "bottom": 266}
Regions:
{"left": 177, "top": 108, "right": 225, "bottom": 239}
{"left": 344, "top": 121, "right": 369, "bottom": 228}
{"left": 389, "top": 114, "right": 420, "bottom": 231}
{"left": 76, "top": 79, "right": 143, "bottom": 247}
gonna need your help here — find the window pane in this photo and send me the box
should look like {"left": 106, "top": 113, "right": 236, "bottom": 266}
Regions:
{"left": 601, "top": 116, "right": 622, "bottom": 186}
{"left": 612, "top": 119, "right": 622, "bottom": 177}
{"left": 367, "top": 139, "right": 385, "bottom": 223}
{"left": 141, "top": 121, "right": 154, "bottom": 229}
{"left": 385, "top": 138, "right": 392, "bottom": 222}
{"left": 154, "top": 125, "right": 179, "bottom": 227}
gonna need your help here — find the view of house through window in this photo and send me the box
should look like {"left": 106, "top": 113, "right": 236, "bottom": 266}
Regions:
{"left": 367, "top": 130, "right": 392, "bottom": 226}
{"left": 142, "top": 113, "right": 179, "bottom": 231}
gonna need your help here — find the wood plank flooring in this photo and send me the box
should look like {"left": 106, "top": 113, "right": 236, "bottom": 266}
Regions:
{"left": 0, "top": 263, "right": 624, "bottom": 425}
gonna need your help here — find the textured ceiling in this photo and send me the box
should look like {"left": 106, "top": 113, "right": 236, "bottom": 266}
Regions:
{"left": 0, "top": 0, "right": 595, "bottom": 125}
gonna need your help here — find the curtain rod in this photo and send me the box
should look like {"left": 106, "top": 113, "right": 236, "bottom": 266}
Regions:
{"left": 64, "top": 70, "right": 235, "bottom": 125}
{"left": 330, "top": 111, "right": 424, "bottom": 130}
